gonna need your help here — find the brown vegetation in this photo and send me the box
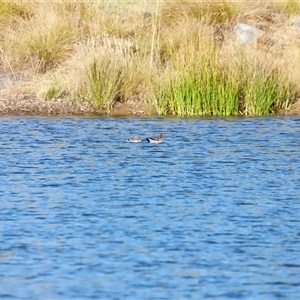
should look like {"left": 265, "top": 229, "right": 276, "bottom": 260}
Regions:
{"left": 0, "top": 0, "right": 300, "bottom": 116}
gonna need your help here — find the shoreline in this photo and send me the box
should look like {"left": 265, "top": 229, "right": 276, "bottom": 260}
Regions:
{"left": 1, "top": 71, "right": 300, "bottom": 117}
{"left": 1, "top": 76, "right": 299, "bottom": 118}
{"left": 0, "top": 96, "right": 300, "bottom": 117}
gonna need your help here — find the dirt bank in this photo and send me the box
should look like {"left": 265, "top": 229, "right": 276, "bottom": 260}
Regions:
{"left": 0, "top": 71, "right": 157, "bottom": 116}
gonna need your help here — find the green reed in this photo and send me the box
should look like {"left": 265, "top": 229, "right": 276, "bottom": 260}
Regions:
{"left": 151, "top": 47, "right": 295, "bottom": 117}
{"left": 152, "top": 58, "right": 240, "bottom": 117}
{"left": 238, "top": 53, "right": 295, "bottom": 116}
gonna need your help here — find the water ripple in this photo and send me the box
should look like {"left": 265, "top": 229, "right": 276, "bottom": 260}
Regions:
{"left": 0, "top": 116, "right": 300, "bottom": 299}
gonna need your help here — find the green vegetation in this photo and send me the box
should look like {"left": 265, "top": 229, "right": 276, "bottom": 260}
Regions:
{"left": 0, "top": 0, "right": 299, "bottom": 116}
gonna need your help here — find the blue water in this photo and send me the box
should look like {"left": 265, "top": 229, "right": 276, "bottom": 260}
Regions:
{"left": 0, "top": 116, "right": 300, "bottom": 299}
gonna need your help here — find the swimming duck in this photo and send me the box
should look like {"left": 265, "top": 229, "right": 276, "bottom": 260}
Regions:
{"left": 126, "top": 136, "right": 142, "bottom": 143}
{"left": 146, "top": 133, "right": 163, "bottom": 144}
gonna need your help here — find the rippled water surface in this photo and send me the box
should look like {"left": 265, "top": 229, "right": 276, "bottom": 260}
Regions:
{"left": 1, "top": 116, "right": 300, "bottom": 299}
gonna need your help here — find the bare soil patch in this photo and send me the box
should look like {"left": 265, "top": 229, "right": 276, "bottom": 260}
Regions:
{"left": 282, "top": 98, "right": 300, "bottom": 116}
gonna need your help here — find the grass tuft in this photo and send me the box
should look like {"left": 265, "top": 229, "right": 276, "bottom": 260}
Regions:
{"left": 0, "top": 0, "right": 34, "bottom": 22}
{"left": 86, "top": 58, "right": 123, "bottom": 112}
{"left": 160, "top": 0, "right": 241, "bottom": 25}
{"left": 1, "top": 3, "right": 76, "bottom": 73}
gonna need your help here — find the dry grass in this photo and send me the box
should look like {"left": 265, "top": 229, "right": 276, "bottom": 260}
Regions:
{"left": 0, "top": 0, "right": 300, "bottom": 116}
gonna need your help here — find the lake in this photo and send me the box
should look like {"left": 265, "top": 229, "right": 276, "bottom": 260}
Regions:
{"left": 0, "top": 116, "right": 300, "bottom": 299}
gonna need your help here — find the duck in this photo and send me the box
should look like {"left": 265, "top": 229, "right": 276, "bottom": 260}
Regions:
{"left": 146, "top": 133, "right": 163, "bottom": 144}
{"left": 126, "top": 136, "right": 142, "bottom": 143}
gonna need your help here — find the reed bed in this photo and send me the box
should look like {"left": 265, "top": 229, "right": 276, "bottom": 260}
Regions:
{"left": 0, "top": 0, "right": 299, "bottom": 116}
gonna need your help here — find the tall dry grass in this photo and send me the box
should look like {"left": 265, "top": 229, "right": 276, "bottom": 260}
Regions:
{"left": 0, "top": 0, "right": 299, "bottom": 116}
